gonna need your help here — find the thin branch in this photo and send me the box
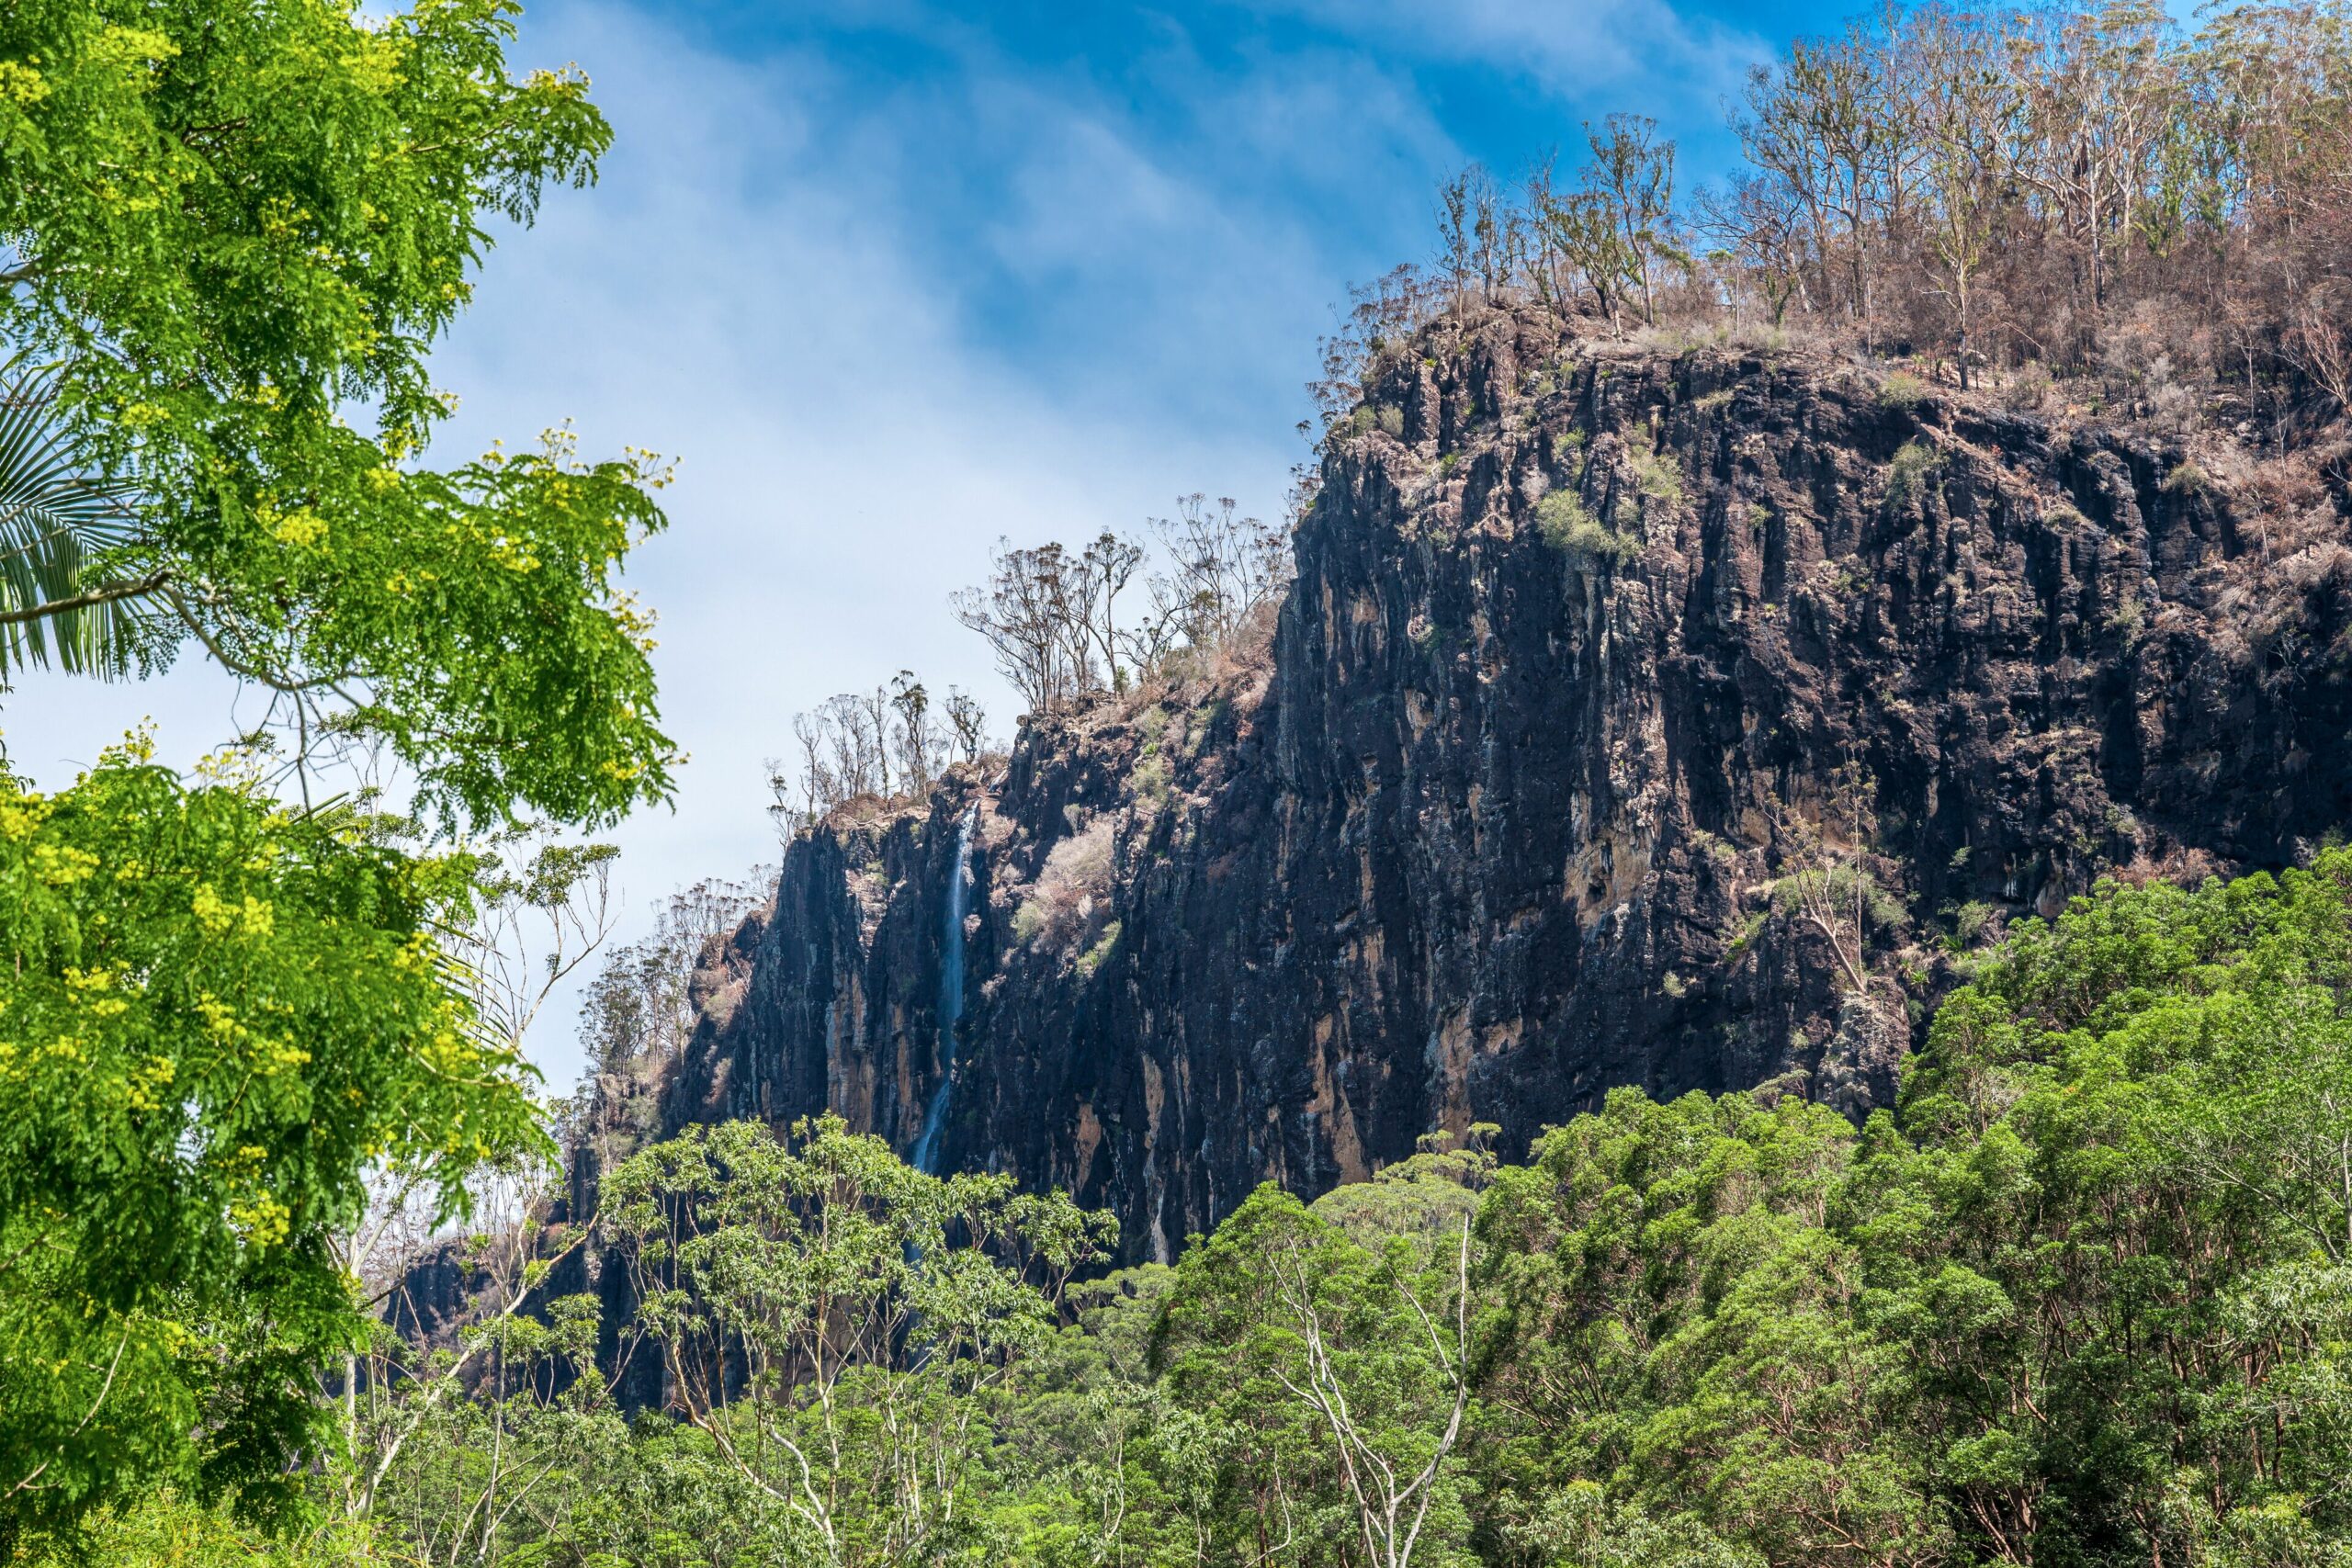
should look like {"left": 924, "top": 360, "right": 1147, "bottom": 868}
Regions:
{"left": 6, "top": 1329, "right": 130, "bottom": 1499}
{"left": 0, "top": 570, "right": 168, "bottom": 626}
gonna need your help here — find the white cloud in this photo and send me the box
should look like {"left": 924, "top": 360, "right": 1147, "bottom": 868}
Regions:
{"left": 416, "top": 4, "right": 1350, "bottom": 1084}
{"left": 1256, "top": 0, "right": 1771, "bottom": 114}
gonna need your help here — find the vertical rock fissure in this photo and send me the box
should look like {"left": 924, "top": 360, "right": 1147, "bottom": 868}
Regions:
{"left": 910, "top": 804, "right": 979, "bottom": 1175}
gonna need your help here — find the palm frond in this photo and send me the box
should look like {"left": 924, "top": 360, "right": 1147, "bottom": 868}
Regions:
{"left": 0, "top": 355, "right": 156, "bottom": 680}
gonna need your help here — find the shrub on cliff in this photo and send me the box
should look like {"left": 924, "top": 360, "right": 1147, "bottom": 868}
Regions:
{"left": 1538, "top": 490, "right": 1640, "bottom": 565}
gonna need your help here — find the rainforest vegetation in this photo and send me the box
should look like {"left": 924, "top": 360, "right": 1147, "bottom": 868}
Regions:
{"left": 6, "top": 0, "right": 2352, "bottom": 1564}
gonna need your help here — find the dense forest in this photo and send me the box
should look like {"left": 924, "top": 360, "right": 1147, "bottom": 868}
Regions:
{"left": 54, "top": 859, "right": 2352, "bottom": 1567}
{"left": 6, "top": 0, "right": 2352, "bottom": 1564}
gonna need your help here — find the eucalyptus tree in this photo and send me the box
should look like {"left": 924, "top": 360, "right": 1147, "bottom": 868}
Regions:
{"left": 601, "top": 1115, "right": 1116, "bottom": 1566}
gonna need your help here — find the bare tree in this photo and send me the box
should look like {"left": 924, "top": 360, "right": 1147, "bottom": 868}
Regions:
{"left": 1698, "top": 170, "right": 1816, "bottom": 323}
{"left": 1068, "top": 532, "right": 1145, "bottom": 694}
{"left": 1310, "top": 263, "right": 1448, "bottom": 432}
{"left": 577, "top": 872, "right": 771, "bottom": 1084}
{"left": 445, "top": 824, "right": 620, "bottom": 1055}
{"left": 567, "top": 866, "right": 773, "bottom": 1190}
{"left": 954, "top": 532, "right": 1155, "bottom": 712}
{"left": 770, "top": 674, "right": 956, "bottom": 835}
{"left": 953, "top": 506, "right": 1286, "bottom": 718}
{"left": 1914, "top": 7, "right": 2018, "bottom": 385}
{"left": 1144, "top": 495, "right": 1291, "bottom": 657}
{"left": 1436, "top": 168, "right": 1480, "bottom": 309}
{"left": 1770, "top": 757, "right": 1885, "bottom": 1004}
{"left": 333, "top": 823, "right": 624, "bottom": 1522}
{"left": 955, "top": 538, "right": 1083, "bottom": 716}
{"left": 888, "top": 670, "right": 946, "bottom": 794}
{"left": 772, "top": 707, "right": 834, "bottom": 838}
{"left": 1333, "top": 0, "right": 2352, "bottom": 424}
{"left": 1738, "top": 29, "right": 1891, "bottom": 342}
{"left": 944, "top": 686, "right": 989, "bottom": 763}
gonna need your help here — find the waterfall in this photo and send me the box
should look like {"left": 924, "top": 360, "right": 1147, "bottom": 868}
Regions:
{"left": 910, "top": 804, "right": 979, "bottom": 1175}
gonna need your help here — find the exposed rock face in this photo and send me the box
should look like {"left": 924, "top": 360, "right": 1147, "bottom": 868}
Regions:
{"left": 651, "top": 312, "right": 2352, "bottom": 1263}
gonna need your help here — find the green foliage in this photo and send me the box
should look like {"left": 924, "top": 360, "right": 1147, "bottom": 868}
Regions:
{"left": 1311, "top": 1127, "right": 1496, "bottom": 1255}
{"left": 1012, "top": 897, "right": 1047, "bottom": 942}
{"left": 601, "top": 1115, "right": 1117, "bottom": 1565}
{"left": 1155, "top": 1182, "right": 1476, "bottom": 1566}
{"left": 1876, "top": 370, "right": 1930, "bottom": 409}
{"left": 0, "top": 0, "right": 674, "bottom": 825}
{"left": 1498, "top": 1483, "right": 1761, "bottom": 1568}
{"left": 1629, "top": 446, "right": 1684, "bottom": 506}
{"left": 1131, "top": 751, "right": 1170, "bottom": 807}
{"left": 0, "top": 750, "right": 543, "bottom": 1542}
{"left": 1471, "top": 1089, "right": 1941, "bottom": 1566}
{"left": 1869, "top": 854, "right": 2352, "bottom": 1563}
{"left": 1476, "top": 852, "right": 2352, "bottom": 1568}
{"left": 0, "top": 2, "right": 676, "bottom": 1544}
{"left": 24, "top": 1493, "right": 377, "bottom": 1565}
{"left": 1885, "top": 438, "right": 1941, "bottom": 503}
{"left": 34, "top": 852, "right": 2352, "bottom": 1568}
{"left": 1076, "top": 919, "right": 1122, "bottom": 976}
{"left": 1768, "top": 863, "right": 1906, "bottom": 932}
{"left": 0, "top": 360, "right": 156, "bottom": 678}
{"left": 1537, "top": 490, "right": 1640, "bottom": 566}
{"left": 1946, "top": 897, "right": 1999, "bottom": 948}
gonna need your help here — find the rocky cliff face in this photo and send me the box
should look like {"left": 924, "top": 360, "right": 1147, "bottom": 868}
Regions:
{"left": 642, "top": 310, "right": 2352, "bottom": 1263}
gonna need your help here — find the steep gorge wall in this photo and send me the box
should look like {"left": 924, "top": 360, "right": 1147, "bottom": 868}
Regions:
{"left": 641, "top": 312, "right": 2352, "bottom": 1263}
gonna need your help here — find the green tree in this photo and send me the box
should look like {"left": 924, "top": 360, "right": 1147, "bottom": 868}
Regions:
{"left": 1155, "top": 1183, "right": 1477, "bottom": 1568}
{"left": 0, "top": 0, "right": 674, "bottom": 1546}
{"left": 1858, "top": 852, "right": 2352, "bottom": 1565}
{"left": 601, "top": 1115, "right": 1116, "bottom": 1567}
{"left": 0, "top": 749, "right": 546, "bottom": 1546}
{"left": 1472, "top": 1089, "right": 1940, "bottom": 1568}
{"left": 0, "top": 0, "right": 674, "bottom": 825}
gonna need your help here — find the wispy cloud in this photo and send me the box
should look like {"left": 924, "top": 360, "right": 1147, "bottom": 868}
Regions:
{"left": 424, "top": 1, "right": 1453, "bottom": 1083}
{"left": 1253, "top": 0, "right": 1773, "bottom": 146}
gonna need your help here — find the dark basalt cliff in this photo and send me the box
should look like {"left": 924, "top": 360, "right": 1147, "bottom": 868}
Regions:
{"left": 628, "top": 312, "right": 2352, "bottom": 1264}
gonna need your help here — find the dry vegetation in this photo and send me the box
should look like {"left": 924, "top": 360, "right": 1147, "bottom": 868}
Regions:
{"left": 1319, "top": 0, "right": 2352, "bottom": 446}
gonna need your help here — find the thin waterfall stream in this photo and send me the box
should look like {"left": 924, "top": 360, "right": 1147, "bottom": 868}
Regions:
{"left": 910, "top": 804, "right": 978, "bottom": 1175}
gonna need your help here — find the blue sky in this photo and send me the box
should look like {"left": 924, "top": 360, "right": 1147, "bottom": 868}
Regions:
{"left": 9, "top": 0, "right": 1851, "bottom": 1086}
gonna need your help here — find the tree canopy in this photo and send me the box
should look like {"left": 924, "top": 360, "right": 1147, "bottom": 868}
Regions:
{"left": 56, "top": 850, "right": 2343, "bottom": 1566}
{"left": 0, "top": 747, "right": 544, "bottom": 1540}
{"left": 0, "top": 0, "right": 675, "bottom": 1547}
{"left": 0, "top": 0, "right": 674, "bottom": 825}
